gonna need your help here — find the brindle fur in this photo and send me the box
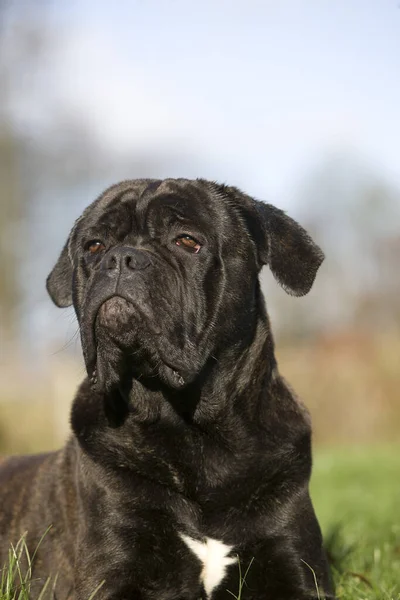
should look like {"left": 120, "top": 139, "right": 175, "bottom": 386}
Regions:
{"left": 0, "top": 179, "right": 335, "bottom": 599}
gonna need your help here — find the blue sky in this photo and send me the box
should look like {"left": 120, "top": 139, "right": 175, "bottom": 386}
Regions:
{"left": 42, "top": 0, "right": 400, "bottom": 206}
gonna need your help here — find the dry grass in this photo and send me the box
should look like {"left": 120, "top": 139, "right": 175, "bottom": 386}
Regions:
{"left": 0, "top": 356, "right": 80, "bottom": 454}
{"left": 0, "top": 330, "right": 399, "bottom": 454}
{"left": 276, "top": 329, "right": 400, "bottom": 445}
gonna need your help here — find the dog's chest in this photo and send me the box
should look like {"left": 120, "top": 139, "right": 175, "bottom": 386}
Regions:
{"left": 180, "top": 534, "right": 237, "bottom": 599}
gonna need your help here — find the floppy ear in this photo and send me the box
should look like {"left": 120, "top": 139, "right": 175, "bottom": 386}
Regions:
{"left": 46, "top": 239, "right": 73, "bottom": 307}
{"left": 223, "top": 186, "right": 324, "bottom": 296}
{"left": 254, "top": 201, "right": 324, "bottom": 295}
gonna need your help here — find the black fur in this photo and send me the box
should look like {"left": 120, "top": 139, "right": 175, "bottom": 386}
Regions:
{"left": 0, "top": 178, "right": 334, "bottom": 599}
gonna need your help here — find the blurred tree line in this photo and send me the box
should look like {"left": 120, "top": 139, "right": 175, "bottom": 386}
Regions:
{"left": 0, "top": 0, "right": 105, "bottom": 350}
{"left": 263, "top": 154, "right": 400, "bottom": 340}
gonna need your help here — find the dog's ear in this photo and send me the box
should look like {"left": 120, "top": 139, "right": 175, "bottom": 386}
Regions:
{"left": 224, "top": 186, "right": 324, "bottom": 296}
{"left": 46, "top": 239, "right": 73, "bottom": 307}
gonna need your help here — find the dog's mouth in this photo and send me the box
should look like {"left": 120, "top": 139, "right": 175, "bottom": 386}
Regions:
{"left": 97, "top": 296, "right": 138, "bottom": 329}
{"left": 85, "top": 295, "right": 187, "bottom": 392}
{"left": 82, "top": 293, "right": 155, "bottom": 377}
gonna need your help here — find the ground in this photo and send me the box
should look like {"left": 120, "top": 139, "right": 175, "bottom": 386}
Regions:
{"left": 311, "top": 445, "right": 400, "bottom": 600}
{"left": 1, "top": 445, "right": 399, "bottom": 599}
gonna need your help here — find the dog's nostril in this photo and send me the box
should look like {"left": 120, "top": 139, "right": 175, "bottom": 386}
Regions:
{"left": 125, "top": 252, "right": 151, "bottom": 271}
{"left": 105, "top": 255, "right": 118, "bottom": 270}
{"left": 101, "top": 248, "right": 151, "bottom": 272}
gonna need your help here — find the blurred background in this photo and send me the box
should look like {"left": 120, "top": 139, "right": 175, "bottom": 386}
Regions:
{"left": 0, "top": 0, "right": 399, "bottom": 454}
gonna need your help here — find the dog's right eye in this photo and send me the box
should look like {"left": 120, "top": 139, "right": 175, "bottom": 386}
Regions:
{"left": 85, "top": 240, "right": 105, "bottom": 254}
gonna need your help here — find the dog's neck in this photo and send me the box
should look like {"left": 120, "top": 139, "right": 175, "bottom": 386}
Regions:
{"left": 71, "top": 304, "right": 284, "bottom": 484}
{"left": 71, "top": 293, "right": 282, "bottom": 462}
{"left": 123, "top": 304, "right": 277, "bottom": 425}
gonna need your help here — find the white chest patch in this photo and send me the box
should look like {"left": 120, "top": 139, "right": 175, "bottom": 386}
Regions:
{"left": 180, "top": 534, "right": 237, "bottom": 598}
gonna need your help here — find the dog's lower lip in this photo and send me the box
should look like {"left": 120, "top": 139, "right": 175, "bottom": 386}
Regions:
{"left": 86, "top": 295, "right": 163, "bottom": 382}
{"left": 96, "top": 295, "right": 162, "bottom": 336}
{"left": 98, "top": 296, "right": 134, "bottom": 320}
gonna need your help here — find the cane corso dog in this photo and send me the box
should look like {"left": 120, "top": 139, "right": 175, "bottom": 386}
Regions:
{"left": 0, "top": 179, "right": 334, "bottom": 600}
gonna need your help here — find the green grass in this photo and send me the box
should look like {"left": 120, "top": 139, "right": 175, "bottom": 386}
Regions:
{"left": 1, "top": 446, "right": 399, "bottom": 599}
{"left": 311, "top": 446, "right": 400, "bottom": 599}
{"left": 0, "top": 531, "right": 53, "bottom": 600}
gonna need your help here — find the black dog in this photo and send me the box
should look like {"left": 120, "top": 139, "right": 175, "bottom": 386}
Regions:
{"left": 0, "top": 179, "right": 335, "bottom": 600}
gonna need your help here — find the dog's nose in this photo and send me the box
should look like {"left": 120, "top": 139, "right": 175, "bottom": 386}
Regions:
{"left": 103, "top": 247, "right": 152, "bottom": 272}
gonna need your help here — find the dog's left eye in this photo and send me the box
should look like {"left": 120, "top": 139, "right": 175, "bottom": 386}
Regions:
{"left": 175, "top": 235, "right": 202, "bottom": 254}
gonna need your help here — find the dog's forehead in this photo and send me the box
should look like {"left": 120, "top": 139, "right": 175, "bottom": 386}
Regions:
{"left": 80, "top": 178, "right": 224, "bottom": 231}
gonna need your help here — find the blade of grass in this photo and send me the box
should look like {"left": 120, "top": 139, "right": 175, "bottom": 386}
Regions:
{"left": 301, "top": 559, "right": 321, "bottom": 600}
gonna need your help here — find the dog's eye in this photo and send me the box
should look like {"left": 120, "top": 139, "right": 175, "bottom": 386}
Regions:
{"left": 175, "top": 235, "right": 202, "bottom": 254}
{"left": 85, "top": 240, "right": 105, "bottom": 254}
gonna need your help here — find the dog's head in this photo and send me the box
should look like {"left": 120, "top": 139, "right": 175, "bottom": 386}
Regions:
{"left": 47, "top": 179, "right": 323, "bottom": 393}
